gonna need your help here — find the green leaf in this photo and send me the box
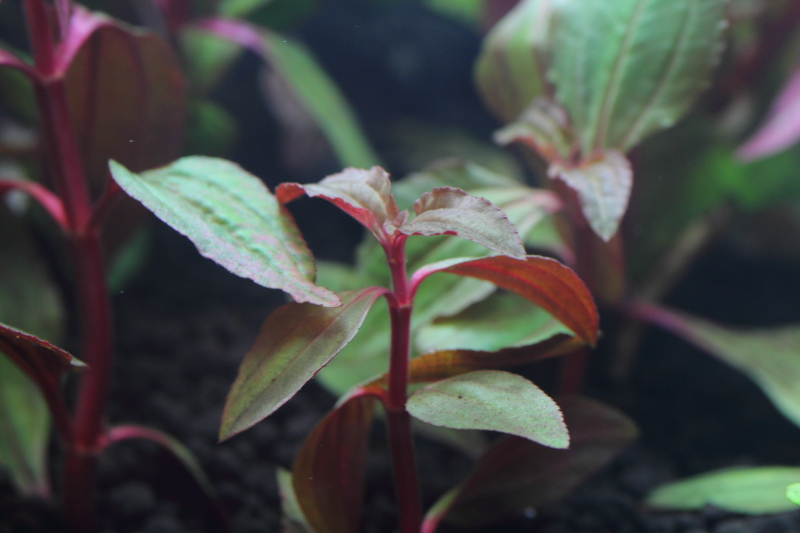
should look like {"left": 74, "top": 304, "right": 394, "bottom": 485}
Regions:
{"left": 648, "top": 467, "right": 800, "bottom": 514}
{"left": 277, "top": 167, "right": 402, "bottom": 241}
{"left": 424, "top": 396, "right": 638, "bottom": 530}
{"left": 220, "top": 287, "right": 384, "bottom": 439}
{"left": 399, "top": 187, "right": 526, "bottom": 259}
{"left": 180, "top": 26, "right": 243, "bottom": 94}
{"left": 417, "top": 293, "right": 572, "bottom": 353}
{"left": 638, "top": 305, "right": 800, "bottom": 429}
{"left": 474, "top": 0, "right": 562, "bottom": 122}
{"left": 185, "top": 99, "right": 238, "bottom": 158}
{"left": 407, "top": 370, "right": 568, "bottom": 447}
{"left": 293, "top": 394, "right": 375, "bottom": 533}
{"left": 424, "top": 0, "right": 483, "bottom": 25}
{"left": 549, "top": 150, "right": 633, "bottom": 241}
{"left": 109, "top": 157, "right": 339, "bottom": 307}
{"left": 218, "top": 0, "right": 276, "bottom": 18}
{"left": 411, "top": 255, "right": 598, "bottom": 346}
{"left": 0, "top": 354, "right": 49, "bottom": 496}
{"left": 786, "top": 483, "right": 800, "bottom": 507}
{"left": 277, "top": 468, "right": 315, "bottom": 533}
{"left": 494, "top": 97, "right": 574, "bottom": 163}
{"left": 550, "top": 0, "right": 727, "bottom": 153}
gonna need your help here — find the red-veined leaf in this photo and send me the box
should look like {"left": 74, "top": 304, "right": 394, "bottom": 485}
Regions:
{"left": 410, "top": 255, "right": 598, "bottom": 345}
{"left": 369, "top": 334, "right": 580, "bottom": 388}
{"left": 423, "top": 396, "right": 638, "bottom": 531}
{"left": 738, "top": 65, "right": 800, "bottom": 161}
{"left": 109, "top": 157, "right": 339, "bottom": 307}
{"left": 398, "top": 186, "right": 526, "bottom": 259}
{"left": 0, "top": 322, "right": 85, "bottom": 396}
{"left": 293, "top": 394, "right": 376, "bottom": 533}
{"left": 220, "top": 287, "right": 386, "bottom": 440}
{"left": 549, "top": 150, "right": 633, "bottom": 242}
{"left": 407, "top": 370, "right": 568, "bottom": 447}
{"left": 277, "top": 167, "right": 402, "bottom": 241}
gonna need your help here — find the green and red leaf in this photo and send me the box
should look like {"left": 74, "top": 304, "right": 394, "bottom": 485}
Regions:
{"left": 398, "top": 187, "right": 526, "bottom": 259}
{"left": 423, "top": 396, "right": 638, "bottom": 531}
{"left": 220, "top": 287, "right": 386, "bottom": 440}
{"left": 110, "top": 157, "right": 339, "bottom": 307}
{"left": 293, "top": 394, "right": 376, "bottom": 533}
{"left": 410, "top": 255, "right": 598, "bottom": 345}
{"left": 406, "top": 370, "right": 569, "bottom": 448}
{"left": 277, "top": 167, "right": 403, "bottom": 241}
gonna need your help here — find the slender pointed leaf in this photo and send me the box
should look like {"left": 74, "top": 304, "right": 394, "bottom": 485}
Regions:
{"left": 277, "top": 468, "right": 315, "bottom": 533}
{"left": 637, "top": 304, "right": 800, "bottom": 429}
{"left": 550, "top": 0, "right": 727, "bottom": 153}
{"left": 425, "top": 396, "right": 638, "bottom": 531}
{"left": 220, "top": 287, "right": 385, "bottom": 440}
{"left": 648, "top": 467, "right": 800, "bottom": 514}
{"left": 370, "top": 334, "right": 581, "bottom": 387}
{"left": 62, "top": 6, "right": 185, "bottom": 192}
{"left": 474, "top": 0, "right": 562, "bottom": 122}
{"left": 549, "top": 150, "right": 633, "bottom": 241}
{"left": 417, "top": 293, "right": 572, "bottom": 353}
{"left": 195, "top": 18, "right": 379, "bottom": 169}
{"left": 293, "top": 394, "right": 375, "bottom": 533}
{"left": 399, "top": 186, "right": 526, "bottom": 259}
{"left": 407, "top": 370, "right": 568, "bottom": 447}
{"left": 277, "top": 167, "right": 402, "bottom": 239}
{"left": 411, "top": 255, "right": 598, "bottom": 345}
{"left": 738, "top": 65, "right": 800, "bottom": 161}
{"left": 110, "top": 157, "right": 339, "bottom": 307}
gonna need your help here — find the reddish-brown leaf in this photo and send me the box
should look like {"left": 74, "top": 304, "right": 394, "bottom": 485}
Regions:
{"left": 293, "top": 394, "right": 376, "bottom": 533}
{"left": 0, "top": 322, "right": 85, "bottom": 396}
{"left": 411, "top": 256, "right": 598, "bottom": 345}
{"left": 399, "top": 187, "right": 526, "bottom": 259}
{"left": 423, "top": 396, "right": 638, "bottom": 531}
{"left": 277, "top": 167, "right": 402, "bottom": 241}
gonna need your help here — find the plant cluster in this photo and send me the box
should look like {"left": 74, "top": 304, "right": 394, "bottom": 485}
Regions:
{"left": 4, "top": 0, "right": 800, "bottom": 532}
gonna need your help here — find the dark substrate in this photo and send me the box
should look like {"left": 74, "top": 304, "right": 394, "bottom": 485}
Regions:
{"left": 4, "top": 217, "right": 800, "bottom": 533}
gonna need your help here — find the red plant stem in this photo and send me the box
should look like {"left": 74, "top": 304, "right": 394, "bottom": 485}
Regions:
{"left": 25, "top": 0, "right": 113, "bottom": 529}
{"left": 383, "top": 236, "right": 422, "bottom": 533}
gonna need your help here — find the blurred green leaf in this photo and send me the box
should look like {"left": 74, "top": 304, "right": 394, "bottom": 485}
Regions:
{"left": 424, "top": 0, "right": 483, "bottom": 25}
{"left": 407, "top": 370, "right": 568, "bottom": 447}
{"left": 550, "top": 0, "right": 727, "bottom": 153}
{"left": 185, "top": 99, "right": 239, "bottom": 157}
{"left": 180, "top": 27, "right": 242, "bottom": 94}
{"left": 218, "top": 0, "right": 276, "bottom": 18}
{"left": 277, "top": 468, "right": 315, "bottom": 533}
{"left": 648, "top": 467, "right": 800, "bottom": 514}
{"left": 786, "top": 483, "right": 800, "bottom": 507}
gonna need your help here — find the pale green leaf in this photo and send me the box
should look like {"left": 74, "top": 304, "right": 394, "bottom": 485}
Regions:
{"left": 550, "top": 0, "right": 727, "bottom": 153}
{"left": 648, "top": 467, "right": 800, "bottom": 514}
{"left": 786, "top": 483, "right": 800, "bottom": 507}
{"left": 407, "top": 370, "right": 568, "bottom": 448}
{"left": 110, "top": 157, "right": 339, "bottom": 307}
{"left": 179, "top": 27, "right": 242, "bottom": 94}
{"left": 220, "top": 288, "right": 384, "bottom": 439}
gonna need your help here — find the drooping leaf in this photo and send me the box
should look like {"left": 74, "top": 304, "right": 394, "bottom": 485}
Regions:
{"left": 416, "top": 293, "right": 572, "bottom": 353}
{"left": 370, "top": 334, "right": 580, "bottom": 387}
{"left": 293, "top": 394, "right": 375, "bottom": 533}
{"left": 277, "top": 468, "right": 315, "bottom": 533}
{"left": 738, "top": 65, "right": 800, "bottom": 161}
{"left": 494, "top": 97, "right": 574, "bottom": 163}
{"left": 647, "top": 467, "right": 800, "bottom": 514}
{"left": 63, "top": 6, "right": 185, "bottom": 192}
{"left": 635, "top": 304, "right": 800, "bottom": 429}
{"left": 411, "top": 255, "right": 598, "bottom": 345}
{"left": 220, "top": 287, "right": 385, "bottom": 440}
{"left": 0, "top": 354, "right": 49, "bottom": 496}
{"left": 424, "top": 396, "right": 638, "bottom": 531}
{"left": 196, "top": 19, "right": 379, "bottom": 169}
{"left": 277, "top": 166, "right": 402, "bottom": 240}
{"left": 399, "top": 186, "right": 526, "bottom": 259}
{"left": 109, "top": 157, "right": 339, "bottom": 307}
{"left": 474, "top": 0, "right": 562, "bottom": 122}
{"left": 550, "top": 0, "right": 727, "bottom": 153}
{"left": 549, "top": 150, "right": 633, "bottom": 241}
{"left": 406, "top": 370, "right": 568, "bottom": 448}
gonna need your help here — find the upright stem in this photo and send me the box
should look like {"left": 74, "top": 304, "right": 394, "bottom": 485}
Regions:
{"left": 384, "top": 237, "right": 422, "bottom": 533}
{"left": 25, "top": 1, "right": 114, "bottom": 529}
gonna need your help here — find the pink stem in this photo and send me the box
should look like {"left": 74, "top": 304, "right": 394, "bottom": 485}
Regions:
{"left": 0, "top": 179, "right": 68, "bottom": 230}
{"left": 383, "top": 236, "right": 422, "bottom": 533}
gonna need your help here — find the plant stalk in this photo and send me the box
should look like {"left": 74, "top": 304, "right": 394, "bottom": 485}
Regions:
{"left": 384, "top": 237, "right": 422, "bottom": 533}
